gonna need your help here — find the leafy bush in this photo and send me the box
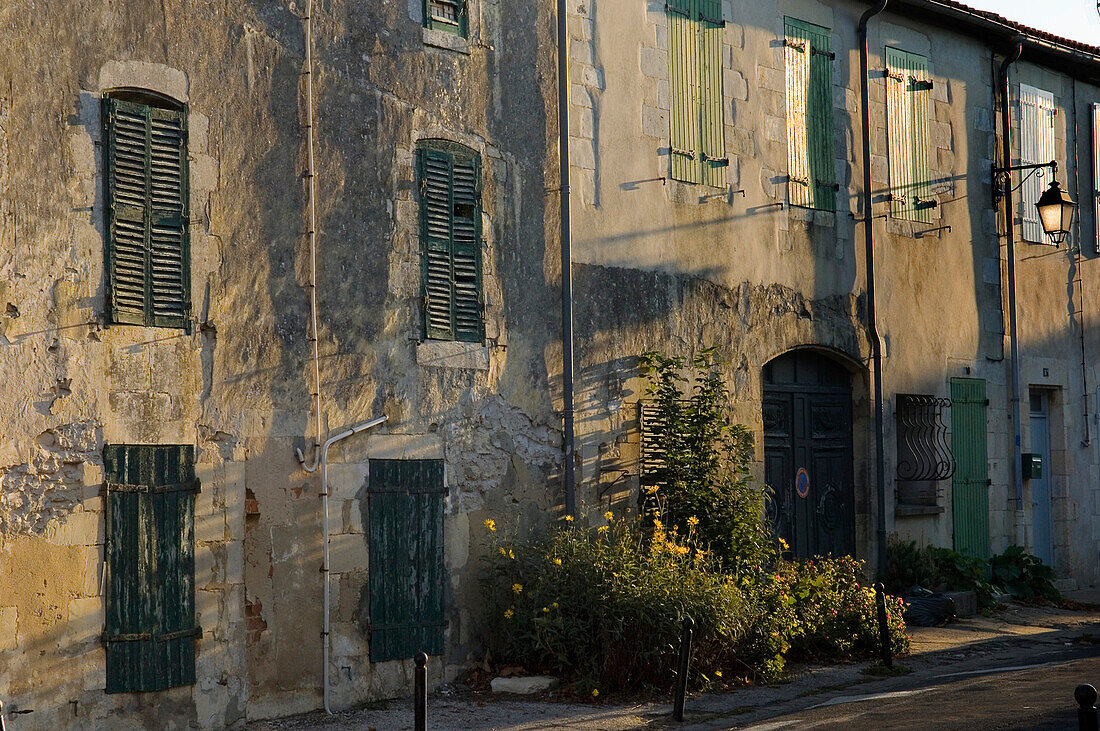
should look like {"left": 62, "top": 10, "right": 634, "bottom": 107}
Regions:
{"left": 990, "top": 546, "right": 1061, "bottom": 603}
{"left": 778, "top": 556, "right": 909, "bottom": 660}
{"left": 639, "top": 348, "right": 774, "bottom": 576}
{"left": 480, "top": 516, "right": 750, "bottom": 694}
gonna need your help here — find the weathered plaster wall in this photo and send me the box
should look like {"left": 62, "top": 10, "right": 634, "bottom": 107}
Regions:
{"left": 0, "top": 0, "right": 559, "bottom": 725}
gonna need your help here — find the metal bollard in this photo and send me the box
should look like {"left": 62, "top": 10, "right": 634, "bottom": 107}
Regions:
{"left": 673, "top": 616, "right": 695, "bottom": 722}
{"left": 1076, "top": 683, "right": 1098, "bottom": 731}
{"left": 415, "top": 652, "right": 428, "bottom": 731}
{"left": 874, "top": 582, "right": 893, "bottom": 670}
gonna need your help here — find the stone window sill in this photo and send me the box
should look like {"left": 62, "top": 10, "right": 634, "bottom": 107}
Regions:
{"left": 423, "top": 27, "right": 469, "bottom": 55}
{"left": 895, "top": 503, "right": 944, "bottom": 518}
{"left": 416, "top": 340, "right": 489, "bottom": 370}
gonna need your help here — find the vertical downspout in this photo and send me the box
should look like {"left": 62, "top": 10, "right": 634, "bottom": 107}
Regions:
{"left": 1071, "top": 77, "right": 1091, "bottom": 447}
{"left": 859, "top": 0, "right": 889, "bottom": 578}
{"left": 556, "top": 0, "right": 577, "bottom": 516}
{"left": 999, "top": 39, "right": 1025, "bottom": 515}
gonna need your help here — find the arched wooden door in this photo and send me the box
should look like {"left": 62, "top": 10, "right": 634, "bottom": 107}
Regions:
{"left": 762, "top": 350, "right": 855, "bottom": 558}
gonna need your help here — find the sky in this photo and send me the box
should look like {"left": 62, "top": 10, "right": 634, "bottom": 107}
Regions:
{"left": 959, "top": 0, "right": 1100, "bottom": 46}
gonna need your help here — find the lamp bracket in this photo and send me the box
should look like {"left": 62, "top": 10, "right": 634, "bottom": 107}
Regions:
{"left": 991, "top": 160, "right": 1057, "bottom": 204}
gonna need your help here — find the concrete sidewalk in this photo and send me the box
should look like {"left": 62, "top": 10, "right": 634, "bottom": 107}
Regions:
{"left": 247, "top": 593, "right": 1100, "bottom": 730}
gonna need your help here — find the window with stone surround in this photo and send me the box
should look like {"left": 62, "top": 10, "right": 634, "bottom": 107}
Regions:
{"left": 103, "top": 90, "right": 191, "bottom": 332}
{"left": 784, "top": 18, "right": 836, "bottom": 211}
{"left": 1019, "top": 83, "right": 1056, "bottom": 243}
{"left": 417, "top": 139, "right": 484, "bottom": 342}
{"left": 885, "top": 47, "right": 934, "bottom": 223}
{"left": 425, "top": 0, "right": 467, "bottom": 36}
{"left": 666, "top": 0, "right": 726, "bottom": 186}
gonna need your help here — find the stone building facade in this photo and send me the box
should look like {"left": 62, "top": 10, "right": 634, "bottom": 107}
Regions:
{"left": 1, "top": 0, "right": 1100, "bottom": 727}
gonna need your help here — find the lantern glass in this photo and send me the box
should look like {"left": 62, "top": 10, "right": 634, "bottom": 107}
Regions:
{"left": 1035, "top": 180, "right": 1075, "bottom": 245}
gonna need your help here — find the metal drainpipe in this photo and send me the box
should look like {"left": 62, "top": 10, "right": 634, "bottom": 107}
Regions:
{"left": 296, "top": 416, "right": 388, "bottom": 714}
{"left": 299, "top": 0, "right": 324, "bottom": 475}
{"left": 1071, "top": 76, "right": 1091, "bottom": 448}
{"left": 998, "top": 38, "right": 1025, "bottom": 515}
{"left": 858, "top": 0, "right": 889, "bottom": 578}
{"left": 556, "top": 0, "right": 577, "bottom": 516}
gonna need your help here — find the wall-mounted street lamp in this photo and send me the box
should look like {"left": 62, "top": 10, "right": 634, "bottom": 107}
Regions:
{"left": 992, "top": 160, "right": 1077, "bottom": 245}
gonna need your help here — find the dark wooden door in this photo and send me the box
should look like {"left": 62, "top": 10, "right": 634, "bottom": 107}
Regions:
{"left": 763, "top": 351, "right": 855, "bottom": 558}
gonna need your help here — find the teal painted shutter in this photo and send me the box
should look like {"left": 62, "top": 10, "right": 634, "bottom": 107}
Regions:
{"left": 885, "top": 48, "right": 932, "bottom": 223}
{"left": 697, "top": 0, "right": 726, "bottom": 188}
{"left": 418, "top": 143, "right": 483, "bottom": 343}
{"left": 425, "top": 0, "right": 467, "bottom": 36}
{"left": 104, "top": 445, "right": 199, "bottom": 693}
{"left": 785, "top": 19, "right": 835, "bottom": 210}
{"left": 668, "top": 0, "right": 725, "bottom": 186}
{"left": 950, "top": 379, "right": 990, "bottom": 559}
{"left": 368, "top": 459, "right": 446, "bottom": 663}
{"left": 668, "top": 0, "right": 699, "bottom": 183}
{"left": 104, "top": 98, "right": 191, "bottom": 331}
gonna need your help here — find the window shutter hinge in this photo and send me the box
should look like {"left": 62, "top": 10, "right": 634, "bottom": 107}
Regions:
{"left": 816, "top": 180, "right": 840, "bottom": 191}
{"left": 812, "top": 47, "right": 836, "bottom": 60}
{"left": 789, "top": 174, "right": 810, "bottom": 186}
{"left": 665, "top": 3, "right": 689, "bottom": 17}
{"left": 884, "top": 69, "right": 906, "bottom": 82}
{"left": 784, "top": 39, "right": 806, "bottom": 52}
{"left": 701, "top": 153, "right": 729, "bottom": 166}
{"left": 910, "top": 77, "right": 934, "bottom": 91}
{"left": 671, "top": 146, "right": 696, "bottom": 159}
{"left": 698, "top": 13, "right": 725, "bottom": 26}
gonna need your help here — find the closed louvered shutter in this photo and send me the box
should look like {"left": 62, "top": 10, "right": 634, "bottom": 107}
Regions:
{"left": 104, "top": 97, "right": 191, "bottom": 332}
{"left": 418, "top": 143, "right": 484, "bottom": 343}
{"left": 785, "top": 18, "right": 835, "bottom": 210}
{"left": 104, "top": 444, "right": 200, "bottom": 694}
{"left": 885, "top": 48, "right": 932, "bottom": 223}
{"left": 668, "top": 0, "right": 725, "bottom": 186}
{"left": 1020, "top": 84, "right": 1056, "bottom": 243}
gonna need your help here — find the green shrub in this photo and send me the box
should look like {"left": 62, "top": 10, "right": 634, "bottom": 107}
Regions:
{"left": 990, "top": 546, "right": 1061, "bottom": 603}
{"left": 480, "top": 516, "right": 751, "bottom": 694}
{"left": 885, "top": 538, "right": 996, "bottom": 610}
{"left": 778, "top": 556, "right": 910, "bottom": 660}
{"left": 639, "top": 348, "right": 775, "bottom": 576}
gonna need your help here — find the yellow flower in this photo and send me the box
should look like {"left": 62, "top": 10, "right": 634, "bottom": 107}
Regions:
{"left": 598, "top": 525, "right": 609, "bottom": 533}
{"left": 504, "top": 608, "right": 514, "bottom": 619}
{"left": 676, "top": 546, "right": 690, "bottom": 555}
{"left": 778, "top": 537, "right": 789, "bottom": 550}
{"left": 499, "top": 547, "right": 508, "bottom": 557}
{"left": 508, "top": 549, "right": 515, "bottom": 559}
{"left": 604, "top": 511, "right": 614, "bottom": 521}
{"left": 553, "top": 558, "right": 562, "bottom": 566}
{"left": 484, "top": 518, "right": 496, "bottom": 532}
{"left": 653, "top": 518, "right": 663, "bottom": 529}
{"left": 564, "top": 514, "right": 575, "bottom": 522}
{"left": 591, "top": 688, "right": 599, "bottom": 697}
{"left": 552, "top": 602, "right": 559, "bottom": 608}
{"left": 512, "top": 583, "right": 523, "bottom": 594}
{"left": 543, "top": 606, "right": 550, "bottom": 613}
{"left": 715, "top": 670, "right": 723, "bottom": 678}
{"left": 686, "top": 516, "right": 699, "bottom": 527}
{"left": 645, "top": 485, "right": 659, "bottom": 494}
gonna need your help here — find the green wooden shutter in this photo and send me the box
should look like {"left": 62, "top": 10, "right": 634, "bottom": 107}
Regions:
{"left": 104, "top": 97, "right": 191, "bottom": 332}
{"left": 104, "top": 444, "right": 199, "bottom": 694}
{"left": 368, "top": 459, "right": 446, "bottom": 663}
{"left": 785, "top": 19, "right": 835, "bottom": 210}
{"left": 885, "top": 48, "right": 932, "bottom": 223}
{"left": 697, "top": 0, "right": 726, "bottom": 188}
{"left": 425, "top": 0, "right": 467, "bottom": 36}
{"left": 950, "top": 379, "right": 990, "bottom": 559}
{"left": 418, "top": 143, "right": 483, "bottom": 343}
{"left": 668, "top": 0, "right": 699, "bottom": 183}
{"left": 668, "top": 0, "right": 725, "bottom": 186}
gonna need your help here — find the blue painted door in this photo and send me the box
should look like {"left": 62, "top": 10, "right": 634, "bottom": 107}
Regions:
{"left": 1028, "top": 391, "right": 1053, "bottom": 566}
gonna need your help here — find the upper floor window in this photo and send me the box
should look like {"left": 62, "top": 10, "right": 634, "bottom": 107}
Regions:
{"left": 885, "top": 47, "right": 933, "bottom": 223}
{"left": 417, "top": 140, "right": 484, "bottom": 343}
{"left": 784, "top": 18, "right": 836, "bottom": 211}
{"left": 667, "top": 0, "right": 726, "bottom": 186}
{"left": 103, "top": 91, "right": 191, "bottom": 332}
{"left": 1019, "top": 83, "right": 1056, "bottom": 244}
{"left": 425, "top": 0, "right": 468, "bottom": 36}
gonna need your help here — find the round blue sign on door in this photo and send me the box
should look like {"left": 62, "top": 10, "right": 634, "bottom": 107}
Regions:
{"left": 795, "top": 468, "right": 810, "bottom": 499}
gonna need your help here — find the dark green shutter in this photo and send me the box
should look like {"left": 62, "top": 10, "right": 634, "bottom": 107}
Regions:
{"left": 104, "top": 97, "right": 191, "bottom": 332}
{"left": 418, "top": 142, "right": 483, "bottom": 343}
{"left": 785, "top": 18, "right": 835, "bottom": 210}
{"left": 668, "top": 0, "right": 725, "bottom": 186}
{"left": 104, "top": 445, "right": 199, "bottom": 694}
{"left": 885, "top": 48, "right": 932, "bottom": 223}
{"left": 950, "top": 379, "right": 990, "bottom": 559}
{"left": 424, "top": 0, "right": 468, "bottom": 36}
{"left": 368, "top": 459, "right": 446, "bottom": 663}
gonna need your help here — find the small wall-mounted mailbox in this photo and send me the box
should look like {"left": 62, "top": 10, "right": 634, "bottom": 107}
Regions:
{"left": 1022, "top": 452, "right": 1043, "bottom": 480}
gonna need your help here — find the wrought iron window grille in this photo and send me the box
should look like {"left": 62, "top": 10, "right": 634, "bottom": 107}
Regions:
{"left": 895, "top": 394, "right": 956, "bottom": 482}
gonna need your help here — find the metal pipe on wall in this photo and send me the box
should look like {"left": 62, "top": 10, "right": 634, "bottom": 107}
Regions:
{"left": 858, "top": 0, "right": 890, "bottom": 578}
{"left": 998, "top": 38, "right": 1025, "bottom": 515}
{"left": 556, "top": 0, "right": 577, "bottom": 516}
{"left": 1071, "top": 76, "right": 1091, "bottom": 448}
